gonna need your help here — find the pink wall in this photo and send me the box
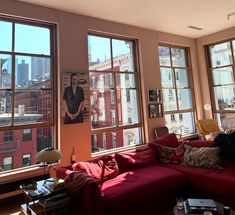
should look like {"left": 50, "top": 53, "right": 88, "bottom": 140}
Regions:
{"left": 0, "top": 0, "right": 220, "bottom": 184}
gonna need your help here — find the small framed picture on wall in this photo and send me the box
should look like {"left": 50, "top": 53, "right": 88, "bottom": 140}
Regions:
{"left": 148, "top": 89, "right": 161, "bottom": 103}
{"left": 148, "top": 103, "right": 163, "bottom": 118}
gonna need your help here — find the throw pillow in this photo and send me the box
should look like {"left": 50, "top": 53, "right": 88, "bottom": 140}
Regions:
{"left": 157, "top": 143, "right": 185, "bottom": 164}
{"left": 72, "top": 155, "right": 119, "bottom": 184}
{"left": 183, "top": 145, "right": 222, "bottom": 169}
{"left": 148, "top": 133, "right": 179, "bottom": 150}
{"left": 114, "top": 148, "right": 156, "bottom": 173}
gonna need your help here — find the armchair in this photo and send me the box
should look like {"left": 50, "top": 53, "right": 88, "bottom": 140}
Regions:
{"left": 196, "top": 119, "right": 221, "bottom": 140}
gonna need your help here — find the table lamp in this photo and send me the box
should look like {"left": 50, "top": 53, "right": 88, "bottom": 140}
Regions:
{"left": 35, "top": 147, "right": 62, "bottom": 180}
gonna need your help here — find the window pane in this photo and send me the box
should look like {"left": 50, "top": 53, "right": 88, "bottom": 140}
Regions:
{"left": 209, "top": 42, "right": 232, "bottom": 68}
{"left": 15, "top": 24, "right": 50, "bottom": 55}
{"left": 175, "top": 69, "right": 189, "bottom": 88}
{"left": 116, "top": 73, "right": 136, "bottom": 89}
{"left": 15, "top": 56, "right": 51, "bottom": 89}
{"left": 22, "top": 153, "right": 31, "bottom": 166}
{"left": 158, "top": 46, "right": 171, "bottom": 66}
{"left": 0, "top": 21, "right": 12, "bottom": 52}
{"left": 212, "top": 67, "right": 234, "bottom": 86}
{"left": 3, "top": 157, "right": 13, "bottom": 171}
{"left": 165, "top": 112, "right": 195, "bottom": 135}
{"left": 112, "top": 39, "right": 134, "bottom": 72}
{"left": 216, "top": 113, "right": 235, "bottom": 130}
{"left": 0, "top": 91, "right": 12, "bottom": 126}
{"left": 0, "top": 54, "right": 12, "bottom": 89}
{"left": 160, "top": 68, "right": 174, "bottom": 88}
{"left": 14, "top": 90, "right": 52, "bottom": 125}
{"left": 0, "top": 127, "right": 54, "bottom": 172}
{"left": 171, "top": 48, "right": 186, "bottom": 67}
{"left": 162, "top": 89, "right": 177, "bottom": 111}
{"left": 88, "top": 36, "right": 111, "bottom": 71}
{"left": 91, "top": 127, "right": 142, "bottom": 153}
{"left": 177, "top": 89, "right": 192, "bottom": 110}
{"left": 213, "top": 86, "right": 235, "bottom": 111}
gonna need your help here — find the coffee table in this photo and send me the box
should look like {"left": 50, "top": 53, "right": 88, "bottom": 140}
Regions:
{"left": 173, "top": 201, "right": 235, "bottom": 215}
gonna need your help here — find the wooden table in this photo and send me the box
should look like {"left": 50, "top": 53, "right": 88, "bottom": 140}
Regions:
{"left": 174, "top": 201, "right": 235, "bottom": 215}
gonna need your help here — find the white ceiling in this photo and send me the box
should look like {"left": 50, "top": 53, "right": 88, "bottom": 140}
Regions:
{"left": 17, "top": 0, "right": 235, "bottom": 38}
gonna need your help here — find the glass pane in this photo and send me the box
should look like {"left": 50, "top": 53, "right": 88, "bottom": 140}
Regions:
{"left": 209, "top": 42, "right": 232, "bottom": 68}
{"left": 15, "top": 55, "right": 51, "bottom": 89}
{"left": 162, "top": 89, "right": 177, "bottom": 111}
{"left": 0, "top": 21, "right": 12, "bottom": 52}
{"left": 158, "top": 46, "right": 171, "bottom": 66}
{"left": 160, "top": 68, "right": 174, "bottom": 88}
{"left": 88, "top": 35, "right": 111, "bottom": 71}
{"left": 116, "top": 73, "right": 136, "bottom": 89}
{"left": 177, "top": 89, "right": 192, "bottom": 110}
{"left": 214, "top": 86, "right": 235, "bottom": 111}
{"left": 14, "top": 90, "right": 52, "bottom": 125}
{"left": 90, "top": 90, "right": 116, "bottom": 129}
{"left": 112, "top": 39, "right": 134, "bottom": 72}
{"left": 212, "top": 67, "right": 234, "bottom": 86}
{"left": 171, "top": 48, "right": 186, "bottom": 67}
{"left": 215, "top": 113, "right": 235, "bottom": 130}
{"left": 175, "top": 69, "right": 189, "bottom": 88}
{"left": 89, "top": 72, "right": 114, "bottom": 90}
{"left": 0, "top": 54, "right": 12, "bottom": 89}
{"left": 15, "top": 24, "right": 50, "bottom": 55}
{"left": 91, "top": 127, "right": 142, "bottom": 153}
{"left": 165, "top": 112, "right": 195, "bottom": 135}
{"left": 117, "top": 89, "right": 140, "bottom": 125}
{"left": 0, "top": 127, "right": 54, "bottom": 172}
{"left": 0, "top": 91, "right": 12, "bottom": 127}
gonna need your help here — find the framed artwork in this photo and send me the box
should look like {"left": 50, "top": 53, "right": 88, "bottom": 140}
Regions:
{"left": 62, "top": 72, "right": 89, "bottom": 124}
{"left": 148, "top": 103, "right": 163, "bottom": 118}
{"left": 148, "top": 89, "right": 161, "bottom": 102}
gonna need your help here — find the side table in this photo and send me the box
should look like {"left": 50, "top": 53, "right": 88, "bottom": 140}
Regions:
{"left": 20, "top": 178, "right": 71, "bottom": 215}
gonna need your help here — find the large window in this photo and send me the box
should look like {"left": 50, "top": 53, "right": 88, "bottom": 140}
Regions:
{"left": 0, "top": 17, "right": 56, "bottom": 172}
{"left": 88, "top": 34, "right": 142, "bottom": 153}
{"left": 158, "top": 44, "right": 195, "bottom": 135}
{"left": 207, "top": 40, "right": 235, "bottom": 129}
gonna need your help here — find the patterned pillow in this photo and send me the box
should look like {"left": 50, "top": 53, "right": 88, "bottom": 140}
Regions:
{"left": 183, "top": 145, "right": 222, "bottom": 169}
{"left": 157, "top": 143, "right": 185, "bottom": 164}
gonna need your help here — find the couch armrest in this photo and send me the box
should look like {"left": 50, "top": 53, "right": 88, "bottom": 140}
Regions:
{"left": 56, "top": 165, "right": 74, "bottom": 179}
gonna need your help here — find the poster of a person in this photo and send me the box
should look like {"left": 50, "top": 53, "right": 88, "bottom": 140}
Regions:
{"left": 62, "top": 72, "right": 89, "bottom": 124}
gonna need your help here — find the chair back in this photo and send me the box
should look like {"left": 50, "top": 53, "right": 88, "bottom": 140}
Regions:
{"left": 196, "top": 119, "right": 220, "bottom": 136}
{"left": 154, "top": 126, "right": 169, "bottom": 138}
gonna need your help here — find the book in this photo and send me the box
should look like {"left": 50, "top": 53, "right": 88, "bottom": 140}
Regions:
{"left": 184, "top": 198, "right": 218, "bottom": 214}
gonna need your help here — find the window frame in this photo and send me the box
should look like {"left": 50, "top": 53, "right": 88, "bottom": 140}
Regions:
{"left": 158, "top": 43, "right": 196, "bottom": 135}
{"left": 205, "top": 39, "right": 235, "bottom": 128}
{"left": 88, "top": 32, "right": 144, "bottom": 153}
{"left": 0, "top": 15, "right": 57, "bottom": 173}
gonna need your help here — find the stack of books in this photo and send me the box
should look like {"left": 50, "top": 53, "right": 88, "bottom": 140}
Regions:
{"left": 184, "top": 198, "right": 218, "bottom": 214}
{"left": 38, "top": 180, "right": 71, "bottom": 209}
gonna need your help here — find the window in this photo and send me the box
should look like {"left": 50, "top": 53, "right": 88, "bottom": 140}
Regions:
{"left": 207, "top": 40, "right": 235, "bottom": 129}
{"left": 0, "top": 17, "right": 56, "bottom": 172}
{"left": 3, "top": 156, "right": 13, "bottom": 171}
{"left": 158, "top": 45, "right": 195, "bottom": 135}
{"left": 22, "top": 153, "right": 31, "bottom": 166}
{"left": 88, "top": 34, "right": 142, "bottom": 153}
{"left": 3, "top": 131, "right": 13, "bottom": 143}
{"left": 22, "top": 129, "right": 32, "bottom": 141}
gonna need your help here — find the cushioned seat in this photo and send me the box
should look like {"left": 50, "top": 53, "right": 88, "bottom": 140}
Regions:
{"left": 101, "top": 164, "right": 185, "bottom": 208}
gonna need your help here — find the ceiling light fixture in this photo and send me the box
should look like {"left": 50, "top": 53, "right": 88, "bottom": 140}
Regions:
{"left": 227, "top": 12, "right": 235, "bottom": 20}
{"left": 188, "top": 26, "right": 203, "bottom": 31}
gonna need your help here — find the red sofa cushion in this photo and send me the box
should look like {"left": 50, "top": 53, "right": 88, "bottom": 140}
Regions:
{"left": 149, "top": 133, "right": 179, "bottom": 150}
{"left": 115, "top": 148, "right": 156, "bottom": 173}
{"left": 72, "top": 155, "right": 119, "bottom": 184}
{"left": 101, "top": 164, "right": 185, "bottom": 209}
{"left": 186, "top": 140, "right": 215, "bottom": 148}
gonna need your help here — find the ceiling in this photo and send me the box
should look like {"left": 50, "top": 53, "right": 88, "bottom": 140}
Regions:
{"left": 17, "top": 0, "right": 235, "bottom": 38}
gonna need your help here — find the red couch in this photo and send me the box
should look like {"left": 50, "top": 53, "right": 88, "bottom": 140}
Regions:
{"left": 56, "top": 134, "right": 235, "bottom": 215}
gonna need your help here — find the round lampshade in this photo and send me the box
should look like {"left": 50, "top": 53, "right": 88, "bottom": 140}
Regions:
{"left": 35, "top": 147, "right": 62, "bottom": 163}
